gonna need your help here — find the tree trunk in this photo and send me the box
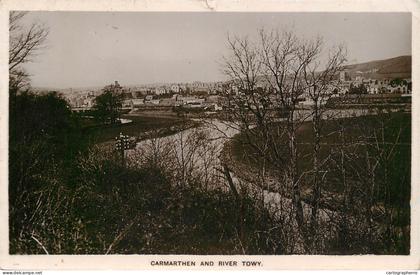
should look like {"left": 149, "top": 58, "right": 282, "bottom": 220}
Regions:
{"left": 287, "top": 114, "right": 305, "bottom": 239}
{"left": 311, "top": 104, "right": 321, "bottom": 235}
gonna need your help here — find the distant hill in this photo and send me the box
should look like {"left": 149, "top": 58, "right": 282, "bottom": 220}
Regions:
{"left": 343, "top": 55, "right": 411, "bottom": 80}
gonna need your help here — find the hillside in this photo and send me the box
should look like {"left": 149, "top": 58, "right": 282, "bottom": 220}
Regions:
{"left": 344, "top": 55, "right": 411, "bottom": 80}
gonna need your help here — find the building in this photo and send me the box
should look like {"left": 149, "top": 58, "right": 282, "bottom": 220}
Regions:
{"left": 170, "top": 84, "right": 181, "bottom": 93}
{"left": 184, "top": 98, "right": 205, "bottom": 108}
{"left": 155, "top": 87, "right": 167, "bottom": 95}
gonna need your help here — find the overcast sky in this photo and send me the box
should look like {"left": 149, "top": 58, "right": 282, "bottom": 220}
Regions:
{"left": 19, "top": 12, "right": 411, "bottom": 89}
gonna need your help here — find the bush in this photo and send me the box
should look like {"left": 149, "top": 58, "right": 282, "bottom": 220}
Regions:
{"left": 10, "top": 139, "right": 284, "bottom": 254}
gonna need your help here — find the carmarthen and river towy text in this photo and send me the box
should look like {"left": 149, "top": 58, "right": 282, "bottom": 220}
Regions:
{"left": 150, "top": 260, "right": 262, "bottom": 267}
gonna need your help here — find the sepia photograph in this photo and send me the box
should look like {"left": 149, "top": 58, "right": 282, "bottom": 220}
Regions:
{"left": 2, "top": 2, "right": 418, "bottom": 269}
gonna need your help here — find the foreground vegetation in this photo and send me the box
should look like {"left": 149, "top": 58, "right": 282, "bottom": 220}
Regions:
{"left": 9, "top": 91, "right": 281, "bottom": 254}
{"left": 9, "top": 91, "right": 411, "bottom": 255}
{"left": 10, "top": 148, "right": 279, "bottom": 254}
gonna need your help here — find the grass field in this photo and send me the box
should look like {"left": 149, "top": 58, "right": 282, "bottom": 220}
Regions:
{"left": 231, "top": 112, "right": 411, "bottom": 212}
{"left": 80, "top": 114, "right": 193, "bottom": 144}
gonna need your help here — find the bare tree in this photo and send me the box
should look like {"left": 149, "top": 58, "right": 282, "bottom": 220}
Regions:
{"left": 259, "top": 30, "right": 321, "bottom": 238}
{"left": 301, "top": 44, "right": 347, "bottom": 235}
{"left": 9, "top": 11, "right": 48, "bottom": 93}
{"left": 222, "top": 28, "right": 347, "bottom": 252}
